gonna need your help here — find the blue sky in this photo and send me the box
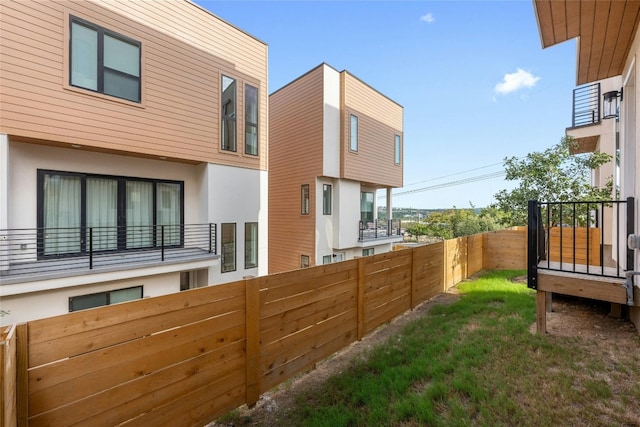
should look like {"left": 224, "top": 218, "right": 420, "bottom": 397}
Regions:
{"left": 197, "top": 0, "right": 577, "bottom": 209}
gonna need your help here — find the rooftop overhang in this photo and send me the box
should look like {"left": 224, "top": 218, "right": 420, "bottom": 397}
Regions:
{"left": 533, "top": 0, "right": 640, "bottom": 85}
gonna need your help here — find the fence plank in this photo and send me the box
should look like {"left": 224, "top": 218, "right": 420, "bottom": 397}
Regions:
{"left": 16, "top": 324, "right": 27, "bottom": 427}
{"left": 28, "top": 281, "right": 245, "bottom": 367}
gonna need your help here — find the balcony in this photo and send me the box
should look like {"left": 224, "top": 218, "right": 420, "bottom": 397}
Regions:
{"left": 358, "top": 219, "right": 402, "bottom": 242}
{"left": 0, "top": 224, "right": 218, "bottom": 285}
{"left": 527, "top": 198, "right": 636, "bottom": 307}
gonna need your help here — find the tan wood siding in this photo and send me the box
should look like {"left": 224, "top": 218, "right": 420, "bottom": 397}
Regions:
{"left": 268, "top": 66, "right": 325, "bottom": 273}
{"left": 341, "top": 72, "right": 403, "bottom": 187}
{"left": 0, "top": 0, "right": 267, "bottom": 170}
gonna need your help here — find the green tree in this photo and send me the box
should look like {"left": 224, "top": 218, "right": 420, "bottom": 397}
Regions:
{"left": 492, "top": 136, "right": 612, "bottom": 226}
{"left": 406, "top": 206, "right": 503, "bottom": 240}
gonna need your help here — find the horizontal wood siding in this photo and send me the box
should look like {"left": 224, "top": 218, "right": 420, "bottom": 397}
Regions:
{"left": 341, "top": 72, "right": 403, "bottom": 187}
{"left": 362, "top": 250, "right": 413, "bottom": 334}
{"left": 25, "top": 282, "right": 247, "bottom": 426}
{"left": 412, "top": 243, "right": 445, "bottom": 304}
{"left": 0, "top": 0, "right": 267, "bottom": 169}
{"left": 269, "top": 66, "right": 325, "bottom": 273}
{"left": 258, "top": 262, "right": 358, "bottom": 392}
{"left": 548, "top": 227, "right": 601, "bottom": 266}
{"left": 483, "top": 229, "right": 527, "bottom": 270}
{"left": 4, "top": 228, "right": 531, "bottom": 426}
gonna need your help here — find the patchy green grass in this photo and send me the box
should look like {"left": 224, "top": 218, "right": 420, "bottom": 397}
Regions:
{"left": 221, "top": 270, "right": 640, "bottom": 427}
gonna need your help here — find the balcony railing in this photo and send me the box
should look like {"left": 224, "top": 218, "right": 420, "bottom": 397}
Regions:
{"left": 572, "top": 82, "right": 601, "bottom": 127}
{"left": 527, "top": 198, "right": 634, "bottom": 286}
{"left": 359, "top": 219, "right": 402, "bottom": 241}
{"left": 0, "top": 224, "right": 217, "bottom": 283}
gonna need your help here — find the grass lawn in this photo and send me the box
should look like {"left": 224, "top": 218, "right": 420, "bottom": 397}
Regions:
{"left": 220, "top": 270, "right": 640, "bottom": 427}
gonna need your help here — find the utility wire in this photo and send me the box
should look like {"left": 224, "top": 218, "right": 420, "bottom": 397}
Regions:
{"left": 384, "top": 170, "right": 506, "bottom": 198}
{"left": 401, "top": 161, "right": 505, "bottom": 188}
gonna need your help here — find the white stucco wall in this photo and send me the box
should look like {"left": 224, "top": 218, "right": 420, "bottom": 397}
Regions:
{"left": 323, "top": 65, "right": 341, "bottom": 178}
{"left": 315, "top": 177, "right": 335, "bottom": 265}
{"left": 205, "top": 163, "right": 268, "bottom": 283}
{"left": 332, "top": 180, "right": 361, "bottom": 250}
{"left": 0, "top": 272, "right": 179, "bottom": 325}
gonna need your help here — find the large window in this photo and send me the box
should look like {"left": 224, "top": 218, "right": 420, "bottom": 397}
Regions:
{"left": 360, "top": 192, "right": 374, "bottom": 222}
{"left": 323, "top": 184, "right": 332, "bottom": 215}
{"left": 395, "top": 135, "right": 401, "bottom": 165}
{"left": 245, "top": 84, "right": 259, "bottom": 156}
{"left": 301, "top": 184, "right": 310, "bottom": 215}
{"left": 38, "top": 170, "right": 183, "bottom": 256}
{"left": 245, "top": 222, "right": 258, "bottom": 269}
{"left": 69, "top": 286, "right": 142, "bottom": 312}
{"left": 221, "top": 223, "right": 236, "bottom": 273}
{"left": 222, "top": 75, "right": 237, "bottom": 152}
{"left": 350, "top": 115, "right": 358, "bottom": 151}
{"left": 70, "top": 16, "right": 141, "bottom": 103}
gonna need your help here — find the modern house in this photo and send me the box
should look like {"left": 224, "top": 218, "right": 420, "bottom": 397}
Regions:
{"left": 269, "top": 64, "right": 404, "bottom": 273}
{"left": 529, "top": 0, "right": 640, "bottom": 332}
{"left": 0, "top": 0, "right": 268, "bottom": 324}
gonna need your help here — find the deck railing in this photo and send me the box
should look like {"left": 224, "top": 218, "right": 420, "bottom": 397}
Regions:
{"left": 0, "top": 223, "right": 217, "bottom": 283}
{"left": 358, "top": 219, "right": 402, "bottom": 241}
{"left": 572, "top": 82, "right": 601, "bottom": 127}
{"left": 527, "top": 198, "right": 634, "bottom": 289}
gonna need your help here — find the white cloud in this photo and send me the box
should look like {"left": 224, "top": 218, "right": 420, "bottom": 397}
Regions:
{"left": 420, "top": 13, "right": 434, "bottom": 23}
{"left": 494, "top": 68, "right": 540, "bottom": 95}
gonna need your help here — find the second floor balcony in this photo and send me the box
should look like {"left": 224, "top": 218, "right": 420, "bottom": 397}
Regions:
{"left": 358, "top": 219, "right": 402, "bottom": 242}
{"left": 0, "top": 224, "right": 218, "bottom": 285}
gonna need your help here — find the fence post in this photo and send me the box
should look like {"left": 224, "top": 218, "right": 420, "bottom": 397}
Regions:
{"left": 410, "top": 248, "right": 417, "bottom": 309}
{"left": 245, "top": 277, "right": 260, "bottom": 407}
{"left": 527, "top": 200, "right": 538, "bottom": 290}
{"left": 357, "top": 257, "right": 365, "bottom": 340}
{"left": 627, "top": 197, "right": 635, "bottom": 271}
{"left": 16, "top": 323, "right": 27, "bottom": 427}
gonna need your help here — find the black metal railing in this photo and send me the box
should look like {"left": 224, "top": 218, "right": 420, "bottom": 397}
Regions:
{"left": 358, "top": 219, "right": 402, "bottom": 241}
{"left": 572, "top": 82, "right": 601, "bottom": 127}
{"left": 0, "top": 223, "right": 217, "bottom": 282}
{"left": 527, "top": 198, "right": 634, "bottom": 289}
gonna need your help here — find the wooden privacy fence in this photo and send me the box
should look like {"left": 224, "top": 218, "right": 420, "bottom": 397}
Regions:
{"left": 3, "top": 228, "right": 526, "bottom": 427}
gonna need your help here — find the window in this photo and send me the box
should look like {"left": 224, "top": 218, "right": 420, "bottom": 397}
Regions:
{"left": 221, "top": 223, "right": 236, "bottom": 273}
{"left": 222, "top": 75, "right": 237, "bottom": 151}
{"left": 362, "top": 248, "right": 375, "bottom": 257}
{"left": 300, "top": 255, "right": 310, "bottom": 268}
{"left": 245, "top": 222, "right": 258, "bottom": 269}
{"left": 323, "top": 184, "right": 332, "bottom": 215}
{"left": 301, "top": 184, "right": 310, "bottom": 215}
{"left": 70, "top": 16, "right": 141, "bottom": 103}
{"left": 360, "top": 192, "right": 374, "bottom": 222}
{"left": 38, "top": 170, "right": 183, "bottom": 256}
{"left": 395, "top": 135, "right": 401, "bottom": 165}
{"left": 245, "top": 84, "right": 259, "bottom": 156}
{"left": 69, "top": 286, "right": 142, "bottom": 312}
{"left": 350, "top": 115, "right": 358, "bottom": 151}
{"left": 323, "top": 255, "right": 332, "bottom": 264}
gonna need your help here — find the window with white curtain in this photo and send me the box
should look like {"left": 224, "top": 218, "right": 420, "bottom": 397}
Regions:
{"left": 244, "top": 222, "right": 258, "bottom": 269}
{"left": 38, "top": 170, "right": 183, "bottom": 256}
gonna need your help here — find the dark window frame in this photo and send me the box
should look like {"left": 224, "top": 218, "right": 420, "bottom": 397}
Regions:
{"left": 323, "top": 184, "right": 332, "bottom": 215}
{"left": 301, "top": 184, "right": 310, "bottom": 215}
{"left": 69, "top": 285, "right": 143, "bottom": 312}
{"left": 244, "top": 222, "right": 258, "bottom": 269}
{"left": 37, "top": 169, "right": 184, "bottom": 258}
{"left": 221, "top": 222, "right": 237, "bottom": 273}
{"left": 300, "top": 255, "right": 310, "bottom": 268}
{"left": 349, "top": 114, "right": 358, "bottom": 152}
{"left": 69, "top": 15, "right": 141, "bottom": 103}
{"left": 221, "top": 75, "right": 237, "bottom": 152}
{"left": 395, "top": 134, "right": 401, "bottom": 165}
{"left": 245, "top": 84, "right": 259, "bottom": 156}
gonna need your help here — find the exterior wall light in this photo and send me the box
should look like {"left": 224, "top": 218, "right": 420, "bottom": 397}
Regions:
{"left": 603, "top": 88, "right": 623, "bottom": 119}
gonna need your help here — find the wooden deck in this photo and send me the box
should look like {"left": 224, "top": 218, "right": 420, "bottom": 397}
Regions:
{"left": 535, "top": 261, "right": 631, "bottom": 334}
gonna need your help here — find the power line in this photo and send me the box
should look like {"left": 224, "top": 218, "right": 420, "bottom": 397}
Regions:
{"left": 385, "top": 170, "right": 506, "bottom": 198}
{"left": 402, "top": 161, "right": 505, "bottom": 188}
